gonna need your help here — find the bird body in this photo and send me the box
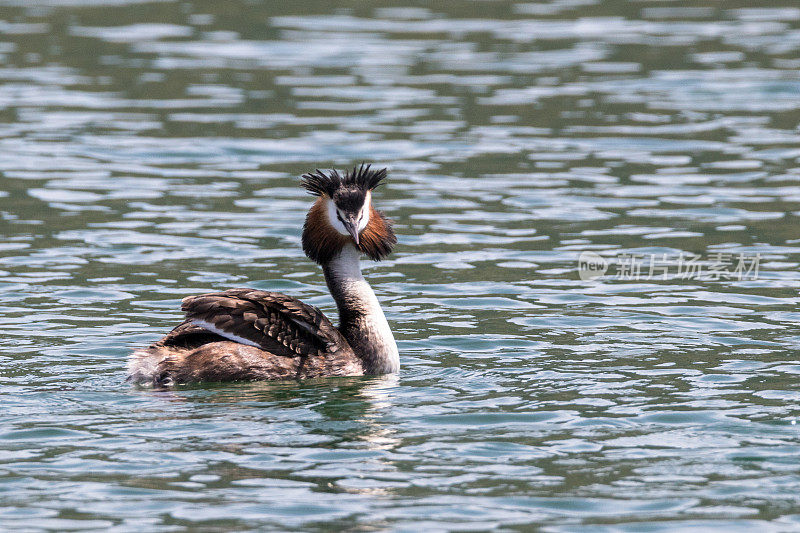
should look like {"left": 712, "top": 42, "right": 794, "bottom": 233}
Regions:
{"left": 128, "top": 165, "right": 398, "bottom": 386}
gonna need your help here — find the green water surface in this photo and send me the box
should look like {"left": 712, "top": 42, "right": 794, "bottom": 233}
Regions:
{"left": 0, "top": 0, "right": 800, "bottom": 531}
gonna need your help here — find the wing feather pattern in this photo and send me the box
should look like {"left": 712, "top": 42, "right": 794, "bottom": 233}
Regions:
{"left": 182, "top": 288, "right": 345, "bottom": 357}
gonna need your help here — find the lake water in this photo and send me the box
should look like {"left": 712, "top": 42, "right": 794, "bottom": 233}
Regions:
{"left": 1, "top": 0, "right": 800, "bottom": 530}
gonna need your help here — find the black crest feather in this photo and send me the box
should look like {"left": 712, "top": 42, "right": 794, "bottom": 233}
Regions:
{"left": 301, "top": 163, "right": 388, "bottom": 197}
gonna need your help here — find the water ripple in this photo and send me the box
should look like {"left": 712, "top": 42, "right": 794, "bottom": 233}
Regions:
{"left": 0, "top": 0, "right": 798, "bottom": 531}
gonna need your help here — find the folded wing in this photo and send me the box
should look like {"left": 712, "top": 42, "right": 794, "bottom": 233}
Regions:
{"left": 181, "top": 288, "right": 346, "bottom": 358}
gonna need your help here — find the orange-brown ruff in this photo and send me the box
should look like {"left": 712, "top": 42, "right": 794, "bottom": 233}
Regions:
{"left": 128, "top": 164, "right": 398, "bottom": 386}
{"left": 303, "top": 195, "right": 394, "bottom": 265}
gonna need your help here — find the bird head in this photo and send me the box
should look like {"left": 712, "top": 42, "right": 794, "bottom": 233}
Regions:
{"left": 301, "top": 164, "right": 396, "bottom": 265}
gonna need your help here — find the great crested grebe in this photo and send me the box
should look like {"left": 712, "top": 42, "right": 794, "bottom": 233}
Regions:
{"left": 128, "top": 164, "right": 398, "bottom": 386}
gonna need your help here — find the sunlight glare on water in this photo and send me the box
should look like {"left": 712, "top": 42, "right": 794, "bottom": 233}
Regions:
{"left": 0, "top": 0, "right": 800, "bottom": 530}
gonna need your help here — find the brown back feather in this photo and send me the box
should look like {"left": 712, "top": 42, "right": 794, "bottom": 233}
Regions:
{"left": 181, "top": 288, "right": 349, "bottom": 357}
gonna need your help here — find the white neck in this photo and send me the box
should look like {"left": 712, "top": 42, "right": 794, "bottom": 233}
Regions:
{"left": 323, "top": 246, "right": 399, "bottom": 374}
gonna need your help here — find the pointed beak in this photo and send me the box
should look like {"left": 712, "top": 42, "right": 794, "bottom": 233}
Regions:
{"left": 343, "top": 217, "right": 360, "bottom": 246}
